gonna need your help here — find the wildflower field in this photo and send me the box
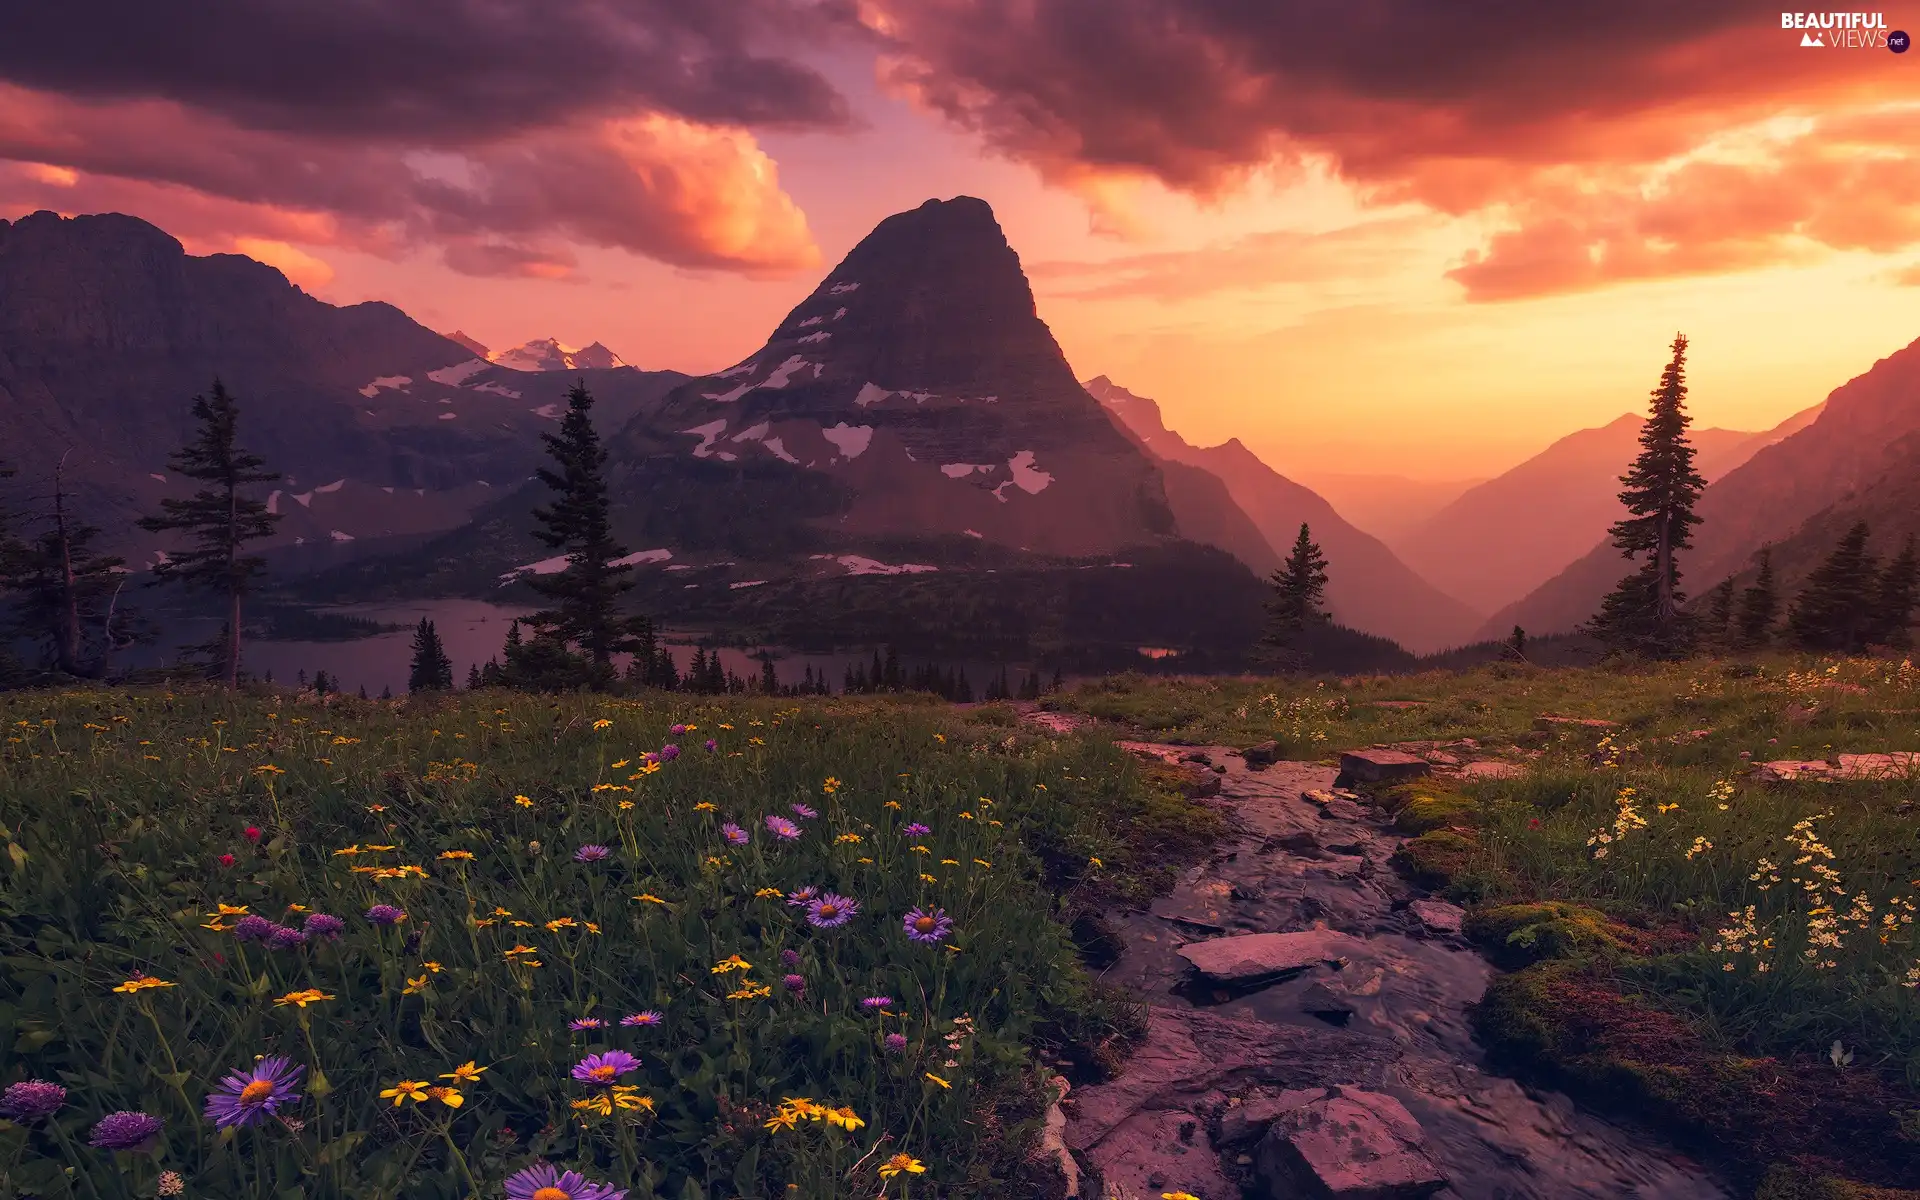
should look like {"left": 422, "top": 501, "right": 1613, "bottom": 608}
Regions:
{"left": 1052, "top": 658, "right": 1920, "bottom": 1187}
{"left": 0, "top": 689, "right": 1181, "bottom": 1200}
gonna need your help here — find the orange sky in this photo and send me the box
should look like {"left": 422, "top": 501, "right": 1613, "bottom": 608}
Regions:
{"left": 6, "top": 4, "right": 1920, "bottom": 479}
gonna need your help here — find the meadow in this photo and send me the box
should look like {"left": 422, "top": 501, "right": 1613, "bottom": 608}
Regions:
{"left": 0, "top": 688, "right": 1197, "bottom": 1200}
{"left": 1050, "top": 657, "right": 1920, "bottom": 1192}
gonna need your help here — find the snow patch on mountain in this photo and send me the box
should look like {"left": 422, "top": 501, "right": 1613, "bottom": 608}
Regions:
{"left": 729, "top": 579, "right": 769, "bottom": 589}
{"left": 530, "top": 403, "right": 561, "bottom": 419}
{"left": 833, "top": 307, "right": 847, "bottom": 320}
{"left": 266, "top": 490, "right": 281, "bottom": 514}
{"left": 609, "top": 549, "right": 672, "bottom": 567}
{"left": 763, "top": 437, "right": 798, "bottom": 464}
{"left": 854, "top": 383, "right": 891, "bottom": 407}
{"left": 149, "top": 473, "right": 166, "bottom": 482}
{"left": 359, "top": 375, "right": 410, "bottom": 397}
{"left": 292, "top": 492, "right": 313, "bottom": 508}
{"left": 472, "top": 381, "right": 521, "bottom": 398}
{"left": 798, "top": 315, "right": 824, "bottom": 328}
{"left": 761, "top": 355, "right": 811, "bottom": 389}
{"left": 438, "top": 412, "right": 457, "bottom": 420}
{"left": 315, "top": 479, "right": 346, "bottom": 494}
{"left": 702, "top": 379, "right": 757, "bottom": 404}
{"left": 798, "top": 331, "right": 830, "bottom": 344}
{"left": 427, "top": 359, "right": 490, "bottom": 386}
{"left": 330, "top": 530, "right": 354, "bottom": 542}
{"left": 829, "top": 281, "right": 860, "bottom": 294}
{"left": 822, "top": 423, "right": 873, "bottom": 459}
{"left": 715, "top": 357, "right": 757, "bottom": 378}
{"left": 941, "top": 463, "right": 994, "bottom": 478}
{"left": 813, "top": 554, "right": 938, "bottom": 576}
{"left": 964, "top": 529, "right": 984, "bottom": 539}
{"left": 731, "top": 422, "right": 770, "bottom": 442}
{"left": 684, "top": 420, "right": 728, "bottom": 457}
{"left": 1008, "top": 450, "right": 1054, "bottom": 494}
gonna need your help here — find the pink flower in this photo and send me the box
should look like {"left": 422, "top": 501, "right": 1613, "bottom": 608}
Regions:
{"left": 218, "top": 853, "right": 237, "bottom": 868}
{"left": 243, "top": 826, "right": 262, "bottom": 843}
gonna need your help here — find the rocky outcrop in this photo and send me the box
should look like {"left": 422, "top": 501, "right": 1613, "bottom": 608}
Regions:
{"left": 1177, "top": 930, "right": 1367, "bottom": 986}
{"left": 1336, "top": 749, "right": 1432, "bottom": 787}
{"left": 1255, "top": 1088, "right": 1450, "bottom": 1199}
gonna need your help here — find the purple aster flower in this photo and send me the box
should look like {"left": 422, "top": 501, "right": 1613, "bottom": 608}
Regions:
{"left": 704, "top": 739, "right": 717, "bottom": 752}
{"left": 860, "top": 996, "right": 893, "bottom": 1011}
{"left": 568, "top": 1018, "right": 606, "bottom": 1031}
{"left": 884, "top": 1033, "right": 908, "bottom": 1054}
{"left": 670, "top": 724, "right": 688, "bottom": 736}
{"left": 365, "top": 904, "right": 405, "bottom": 926}
{"left": 620, "top": 1010, "right": 664, "bottom": 1028}
{"left": 791, "top": 803, "right": 818, "bottom": 819}
{"left": 780, "top": 948, "right": 802, "bottom": 966}
{"left": 573, "top": 844, "right": 611, "bottom": 863}
{"left": 570, "top": 1050, "right": 642, "bottom": 1086}
{"left": 720, "top": 823, "right": 748, "bottom": 847}
{"left": 764, "top": 815, "right": 801, "bottom": 840}
{"left": 0, "top": 1080, "right": 66, "bottom": 1121}
{"left": 88, "top": 1111, "right": 163, "bottom": 1152}
{"left": 232, "top": 914, "right": 276, "bottom": 942}
{"left": 782, "top": 973, "right": 807, "bottom": 993}
{"left": 302, "top": 913, "right": 345, "bottom": 940}
{"left": 504, "top": 1162, "right": 628, "bottom": 1200}
{"left": 805, "top": 893, "right": 859, "bottom": 928}
{"left": 204, "top": 1056, "right": 304, "bottom": 1129}
{"left": 903, "top": 907, "right": 954, "bottom": 945}
{"left": 265, "top": 924, "right": 308, "bottom": 950}
{"left": 903, "top": 823, "right": 931, "bottom": 837}
{"left": 659, "top": 744, "right": 680, "bottom": 762}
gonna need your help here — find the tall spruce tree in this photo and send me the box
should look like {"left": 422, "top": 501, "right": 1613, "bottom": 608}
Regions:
{"left": 407, "top": 617, "right": 455, "bottom": 692}
{"left": 1789, "top": 522, "right": 1882, "bottom": 653}
{"left": 1705, "top": 578, "right": 1736, "bottom": 648}
{"left": 8, "top": 499, "right": 131, "bottom": 677}
{"left": 1875, "top": 534, "right": 1918, "bottom": 649}
{"left": 139, "top": 381, "right": 281, "bottom": 685}
{"left": 1590, "top": 335, "right": 1705, "bottom": 658}
{"left": 523, "top": 382, "right": 644, "bottom": 690}
{"left": 1735, "top": 549, "right": 1778, "bottom": 649}
{"left": 1261, "top": 523, "right": 1330, "bottom": 662}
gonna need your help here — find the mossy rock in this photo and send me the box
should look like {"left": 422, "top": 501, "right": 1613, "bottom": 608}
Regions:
{"left": 1377, "top": 780, "right": 1467, "bottom": 816}
{"left": 1394, "top": 793, "right": 1480, "bottom": 835}
{"left": 1756, "top": 1165, "right": 1920, "bottom": 1200}
{"left": 1464, "top": 901, "right": 1637, "bottom": 968}
{"left": 1390, "top": 829, "right": 1477, "bottom": 889}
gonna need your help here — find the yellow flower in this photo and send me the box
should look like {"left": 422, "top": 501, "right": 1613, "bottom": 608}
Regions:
{"left": 381, "top": 1080, "right": 430, "bottom": 1106}
{"left": 858, "top": 856, "right": 873, "bottom": 864}
{"left": 503, "top": 944, "right": 541, "bottom": 958}
{"left": 973, "top": 859, "right": 992, "bottom": 868}
{"left": 332, "top": 845, "right": 363, "bottom": 857}
{"left": 545, "top": 917, "right": 578, "bottom": 932}
{"left": 1163, "top": 1193, "right": 1201, "bottom": 1200}
{"left": 611, "top": 1085, "right": 654, "bottom": 1112}
{"left": 404, "top": 975, "right": 430, "bottom": 995}
{"left": 719, "top": 723, "right": 734, "bottom": 730}
{"left": 112, "top": 977, "right": 175, "bottom": 994}
{"left": 441, "top": 1061, "right": 487, "bottom": 1083}
{"left": 423, "top": 961, "right": 443, "bottom": 973}
{"left": 631, "top": 762, "right": 662, "bottom": 778}
{"left": 610, "top": 759, "right": 630, "bottom": 769}
{"left": 618, "top": 800, "right": 635, "bottom": 811}
{"left": 693, "top": 802, "right": 719, "bottom": 812}
{"left": 920, "top": 873, "right": 938, "bottom": 883}
{"left": 925, "top": 1072, "right": 951, "bottom": 1089}
{"left": 825, "top": 1105, "right": 865, "bottom": 1131}
{"left": 822, "top": 777, "right": 841, "bottom": 794}
{"left": 941, "top": 859, "right": 959, "bottom": 866}
{"left": 711, "top": 954, "right": 752, "bottom": 974}
{"left": 764, "top": 1109, "right": 798, "bottom": 1132}
{"left": 585, "top": 921, "right": 601, "bottom": 935}
{"left": 835, "top": 833, "right": 863, "bottom": 844}
{"left": 514, "top": 794, "right": 535, "bottom": 808}
{"left": 911, "top": 845, "right": 931, "bottom": 854}
{"left": 207, "top": 903, "right": 250, "bottom": 917}
{"left": 633, "top": 893, "right": 667, "bottom": 905}
{"left": 593, "top": 719, "right": 613, "bottom": 730}
{"left": 749, "top": 736, "right": 765, "bottom": 746}
{"left": 427, "top": 1086, "right": 465, "bottom": 1108}
{"left": 510, "top": 919, "right": 534, "bottom": 928}
{"left": 1089, "top": 857, "right": 1104, "bottom": 869}
{"left": 438, "top": 850, "right": 475, "bottom": 861}
{"left": 880, "top": 1154, "right": 927, "bottom": 1179}
{"left": 933, "top": 733, "right": 946, "bottom": 743}
{"left": 274, "top": 988, "right": 335, "bottom": 1008}
{"left": 726, "top": 982, "right": 772, "bottom": 1000}
{"left": 884, "top": 800, "right": 901, "bottom": 810}
{"left": 365, "top": 845, "right": 398, "bottom": 852}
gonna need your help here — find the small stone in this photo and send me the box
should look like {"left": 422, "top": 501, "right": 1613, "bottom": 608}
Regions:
{"left": 1335, "top": 749, "right": 1431, "bottom": 787}
{"left": 1408, "top": 899, "right": 1466, "bottom": 936}
{"left": 1216, "top": 1089, "right": 1329, "bottom": 1146}
{"left": 1318, "top": 799, "right": 1365, "bottom": 821}
{"left": 1265, "top": 831, "right": 1324, "bottom": 858}
{"left": 1176, "top": 930, "right": 1364, "bottom": 986}
{"left": 1242, "top": 740, "right": 1281, "bottom": 768}
{"left": 1298, "top": 982, "right": 1356, "bottom": 1024}
{"left": 1255, "top": 1088, "right": 1448, "bottom": 1198}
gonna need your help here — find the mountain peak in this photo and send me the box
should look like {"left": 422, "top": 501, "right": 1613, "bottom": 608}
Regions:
{"left": 487, "top": 337, "right": 628, "bottom": 372}
{"left": 444, "top": 330, "right": 490, "bottom": 358}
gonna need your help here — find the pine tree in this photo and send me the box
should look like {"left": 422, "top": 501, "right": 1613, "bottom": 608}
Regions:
{"left": 5, "top": 459, "right": 138, "bottom": 678}
{"left": 1508, "top": 625, "right": 1527, "bottom": 660}
{"left": 1589, "top": 335, "right": 1705, "bottom": 658}
{"left": 139, "top": 381, "right": 282, "bottom": 685}
{"left": 1735, "top": 549, "right": 1778, "bottom": 650}
{"left": 313, "top": 669, "right": 332, "bottom": 696}
{"left": 381, "top": 684, "right": 393, "bottom": 700}
{"left": 1705, "top": 578, "right": 1736, "bottom": 647}
{"left": 1260, "top": 523, "right": 1329, "bottom": 665}
{"left": 357, "top": 684, "right": 368, "bottom": 700}
{"left": 1875, "top": 534, "right": 1918, "bottom": 649}
{"left": 1789, "top": 522, "right": 1882, "bottom": 653}
{"left": 758, "top": 652, "right": 778, "bottom": 694}
{"left": 408, "top": 617, "right": 455, "bottom": 692}
{"left": 522, "top": 382, "right": 646, "bottom": 690}
{"left": 466, "top": 662, "right": 482, "bottom": 689}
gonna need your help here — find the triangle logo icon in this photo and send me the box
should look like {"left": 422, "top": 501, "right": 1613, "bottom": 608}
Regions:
{"left": 1801, "top": 30, "right": 1824, "bottom": 45}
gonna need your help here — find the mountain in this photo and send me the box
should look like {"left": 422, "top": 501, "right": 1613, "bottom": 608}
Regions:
{"left": 1397, "top": 410, "right": 1817, "bottom": 615}
{"left": 1486, "top": 338, "right": 1915, "bottom": 639}
{"left": 324, "top": 197, "right": 1283, "bottom": 665}
{"left": 1290, "top": 472, "right": 1482, "bottom": 544}
{"left": 1084, "top": 376, "right": 1484, "bottom": 653}
{"left": 488, "top": 337, "right": 629, "bottom": 372}
{"left": 0, "top": 210, "right": 685, "bottom": 570}
{"left": 445, "top": 330, "right": 491, "bottom": 357}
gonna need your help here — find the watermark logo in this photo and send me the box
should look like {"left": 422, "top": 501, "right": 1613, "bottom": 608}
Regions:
{"left": 1781, "top": 11, "right": 1897, "bottom": 48}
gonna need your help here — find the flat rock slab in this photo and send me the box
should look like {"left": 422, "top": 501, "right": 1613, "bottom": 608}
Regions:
{"left": 1337, "top": 749, "right": 1431, "bottom": 786}
{"left": 1753, "top": 755, "right": 1920, "bottom": 783}
{"left": 1408, "top": 899, "right": 1466, "bottom": 937}
{"left": 1178, "top": 929, "right": 1366, "bottom": 985}
{"left": 1257, "top": 1087, "right": 1449, "bottom": 1199}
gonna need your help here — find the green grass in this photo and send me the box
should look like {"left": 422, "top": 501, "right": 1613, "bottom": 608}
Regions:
{"left": 1050, "top": 655, "right": 1920, "bottom": 1189}
{"left": 0, "top": 687, "right": 1212, "bottom": 1199}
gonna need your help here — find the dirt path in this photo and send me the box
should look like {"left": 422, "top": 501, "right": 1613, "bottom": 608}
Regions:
{"left": 1058, "top": 743, "right": 1729, "bottom": 1200}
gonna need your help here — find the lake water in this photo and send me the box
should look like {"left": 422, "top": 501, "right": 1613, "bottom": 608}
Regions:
{"left": 140, "top": 600, "right": 1029, "bottom": 697}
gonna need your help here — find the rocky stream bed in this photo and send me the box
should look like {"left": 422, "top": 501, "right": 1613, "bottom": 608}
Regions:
{"left": 1039, "top": 737, "right": 1732, "bottom": 1200}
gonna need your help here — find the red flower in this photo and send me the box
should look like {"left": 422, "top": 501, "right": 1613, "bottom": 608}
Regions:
{"left": 218, "top": 853, "right": 237, "bottom": 867}
{"left": 244, "top": 826, "right": 262, "bottom": 842}
{"left": 1527, "top": 818, "right": 1541, "bottom": 829}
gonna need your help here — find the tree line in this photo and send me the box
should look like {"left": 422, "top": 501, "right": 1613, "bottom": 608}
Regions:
{"left": 1, "top": 378, "right": 1063, "bottom": 700}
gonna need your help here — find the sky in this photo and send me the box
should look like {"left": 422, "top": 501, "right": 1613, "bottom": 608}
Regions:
{"left": 5, "top": 2, "right": 1920, "bottom": 480}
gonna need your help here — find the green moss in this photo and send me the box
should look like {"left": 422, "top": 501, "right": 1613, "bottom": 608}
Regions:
{"left": 1465, "top": 901, "right": 1637, "bottom": 968}
{"left": 1391, "top": 829, "right": 1478, "bottom": 888}
{"left": 1394, "top": 793, "right": 1480, "bottom": 834}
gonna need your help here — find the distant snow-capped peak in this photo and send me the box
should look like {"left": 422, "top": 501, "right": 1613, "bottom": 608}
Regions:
{"left": 486, "top": 337, "right": 627, "bottom": 372}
